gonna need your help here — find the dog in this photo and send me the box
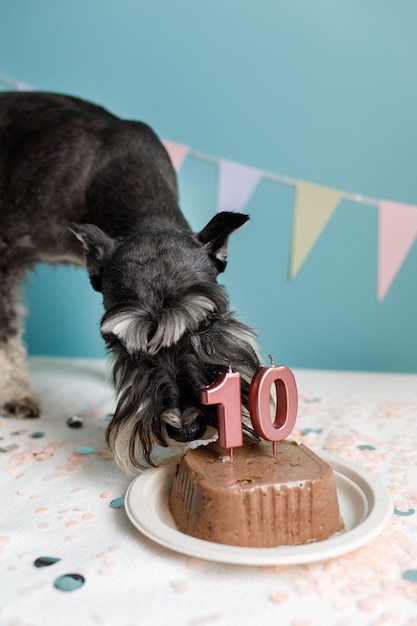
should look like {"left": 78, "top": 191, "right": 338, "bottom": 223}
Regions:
{"left": 0, "top": 91, "right": 261, "bottom": 471}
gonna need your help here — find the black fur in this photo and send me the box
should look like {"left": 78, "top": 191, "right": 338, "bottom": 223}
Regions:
{"left": 0, "top": 91, "right": 260, "bottom": 470}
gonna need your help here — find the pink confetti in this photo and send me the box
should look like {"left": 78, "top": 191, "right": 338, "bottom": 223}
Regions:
{"left": 171, "top": 580, "right": 188, "bottom": 593}
{"left": 100, "top": 492, "right": 112, "bottom": 499}
{"left": 43, "top": 473, "right": 67, "bottom": 482}
{"left": 19, "top": 580, "right": 49, "bottom": 597}
{"left": 0, "top": 536, "right": 11, "bottom": 546}
{"left": 65, "top": 521, "right": 80, "bottom": 529}
{"left": 35, "top": 507, "right": 48, "bottom": 515}
{"left": 269, "top": 591, "right": 288, "bottom": 604}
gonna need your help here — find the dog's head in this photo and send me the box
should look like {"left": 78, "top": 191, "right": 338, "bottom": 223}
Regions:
{"left": 69, "top": 213, "right": 260, "bottom": 472}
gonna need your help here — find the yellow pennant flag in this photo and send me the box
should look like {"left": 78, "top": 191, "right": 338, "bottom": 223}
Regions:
{"left": 290, "top": 181, "right": 343, "bottom": 278}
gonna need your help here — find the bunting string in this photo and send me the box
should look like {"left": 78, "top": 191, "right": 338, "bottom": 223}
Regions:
{"left": 2, "top": 72, "right": 416, "bottom": 301}
{"left": 190, "top": 149, "right": 379, "bottom": 208}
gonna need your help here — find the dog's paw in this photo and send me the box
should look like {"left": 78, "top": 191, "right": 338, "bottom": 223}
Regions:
{"left": 2, "top": 397, "right": 40, "bottom": 418}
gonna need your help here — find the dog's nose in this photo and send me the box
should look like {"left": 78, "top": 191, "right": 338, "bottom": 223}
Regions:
{"left": 165, "top": 416, "right": 206, "bottom": 442}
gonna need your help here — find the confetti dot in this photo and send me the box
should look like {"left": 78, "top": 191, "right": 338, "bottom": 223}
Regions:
{"left": 403, "top": 570, "right": 417, "bottom": 583}
{"left": 0, "top": 536, "right": 11, "bottom": 546}
{"left": 100, "top": 492, "right": 112, "bottom": 499}
{"left": 35, "top": 507, "right": 49, "bottom": 515}
{"left": 75, "top": 446, "right": 95, "bottom": 455}
{"left": 171, "top": 580, "right": 188, "bottom": 593}
{"left": 394, "top": 507, "right": 415, "bottom": 516}
{"left": 65, "top": 521, "right": 80, "bottom": 529}
{"left": 67, "top": 416, "right": 84, "bottom": 429}
{"left": 109, "top": 497, "right": 125, "bottom": 509}
{"left": 54, "top": 573, "right": 85, "bottom": 591}
{"left": 358, "top": 444, "right": 376, "bottom": 451}
{"left": 302, "top": 428, "right": 323, "bottom": 435}
{"left": 31, "top": 431, "right": 46, "bottom": 438}
{"left": 34, "top": 556, "right": 61, "bottom": 568}
{"left": 270, "top": 591, "right": 289, "bottom": 604}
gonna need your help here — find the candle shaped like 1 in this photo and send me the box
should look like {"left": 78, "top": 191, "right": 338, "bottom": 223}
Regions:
{"left": 249, "top": 365, "right": 298, "bottom": 453}
{"left": 200, "top": 370, "right": 243, "bottom": 452}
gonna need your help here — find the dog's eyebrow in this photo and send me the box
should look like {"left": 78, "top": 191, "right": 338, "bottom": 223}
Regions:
{"left": 149, "top": 295, "right": 215, "bottom": 354}
{"left": 101, "top": 307, "right": 153, "bottom": 354}
{"left": 100, "top": 295, "right": 216, "bottom": 355}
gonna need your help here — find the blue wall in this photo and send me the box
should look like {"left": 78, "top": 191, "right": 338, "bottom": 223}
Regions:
{"left": 1, "top": 0, "right": 417, "bottom": 371}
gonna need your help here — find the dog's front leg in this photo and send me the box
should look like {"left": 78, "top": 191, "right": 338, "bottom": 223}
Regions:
{"left": 0, "top": 268, "right": 39, "bottom": 418}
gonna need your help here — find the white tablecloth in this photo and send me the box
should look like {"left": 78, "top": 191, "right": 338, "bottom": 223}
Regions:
{"left": 1, "top": 357, "right": 417, "bottom": 626}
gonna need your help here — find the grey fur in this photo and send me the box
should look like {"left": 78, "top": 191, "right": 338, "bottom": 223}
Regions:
{"left": 0, "top": 91, "right": 261, "bottom": 471}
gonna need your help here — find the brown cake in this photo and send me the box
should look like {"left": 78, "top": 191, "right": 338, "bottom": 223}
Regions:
{"left": 169, "top": 441, "right": 343, "bottom": 547}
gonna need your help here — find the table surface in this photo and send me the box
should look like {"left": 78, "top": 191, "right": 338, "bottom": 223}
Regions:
{"left": 1, "top": 357, "right": 417, "bottom": 626}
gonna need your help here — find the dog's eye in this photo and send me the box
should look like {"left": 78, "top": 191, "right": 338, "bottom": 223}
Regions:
{"left": 197, "top": 317, "right": 214, "bottom": 334}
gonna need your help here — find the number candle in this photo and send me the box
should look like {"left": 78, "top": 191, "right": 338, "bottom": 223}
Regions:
{"left": 200, "top": 369, "right": 243, "bottom": 458}
{"left": 249, "top": 364, "right": 298, "bottom": 457}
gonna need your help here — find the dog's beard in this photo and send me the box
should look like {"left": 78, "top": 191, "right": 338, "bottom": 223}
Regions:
{"left": 104, "top": 308, "right": 261, "bottom": 473}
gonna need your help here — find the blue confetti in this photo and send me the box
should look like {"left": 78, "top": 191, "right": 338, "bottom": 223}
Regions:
{"left": 34, "top": 556, "right": 61, "bottom": 568}
{"left": 358, "top": 444, "right": 376, "bottom": 451}
{"left": 302, "top": 428, "right": 323, "bottom": 435}
{"left": 110, "top": 497, "right": 125, "bottom": 509}
{"left": 31, "top": 431, "right": 46, "bottom": 439}
{"left": 54, "top": 573, "right": 85, "bottom": 592}
{"left": 75, "top": 446, "right": 95, "bottom": 455}
{"left": 394, "top": 507, "right": 415, "bottom": 517}
{"left": 403, "top": 570, "right": 417, "bottom": 583}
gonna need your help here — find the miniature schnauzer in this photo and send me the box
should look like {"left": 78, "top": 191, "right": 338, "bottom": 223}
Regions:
{"left": 0, "top": 91, "right": 261, "bottom": 471}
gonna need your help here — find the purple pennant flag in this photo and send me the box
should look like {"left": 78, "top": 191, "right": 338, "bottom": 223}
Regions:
{"left": 216, "top": 159, "right": 263, "bottom": 213}
{"left": 15, "top": 82, "right": 34, "bottom": 92}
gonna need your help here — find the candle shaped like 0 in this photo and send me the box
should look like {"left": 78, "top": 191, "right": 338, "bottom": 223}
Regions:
{"left": 249, "top": 365, "right": 298, "bottom": 442}
{"left": 200, "top": 370, "right": 243, "bottom": 450}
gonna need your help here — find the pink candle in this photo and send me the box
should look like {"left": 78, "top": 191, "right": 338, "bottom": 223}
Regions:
{"left": 249, "top": 365, "right": 298, "bottom": 454}
{"left": 200, "top": 369, "right": 243, "bottom": 453}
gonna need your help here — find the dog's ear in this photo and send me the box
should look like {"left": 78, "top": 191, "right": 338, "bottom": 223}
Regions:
{"left": 196, "top": 212, "right": 249, "bottom": 273}
{"left": 68, "top": 223, "right": 116, "bottom": 292}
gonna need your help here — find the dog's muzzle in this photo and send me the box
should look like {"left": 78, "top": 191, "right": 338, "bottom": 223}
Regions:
{"left": 164, "top": 415, "right": 207, "bottom": 442}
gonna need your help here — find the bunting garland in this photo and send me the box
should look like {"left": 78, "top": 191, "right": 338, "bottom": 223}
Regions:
{"left": 2, "top": 72, "right": 417, "bottom": 302}
{"left": 163, "top": 141, "right": 417, "bottom": 302}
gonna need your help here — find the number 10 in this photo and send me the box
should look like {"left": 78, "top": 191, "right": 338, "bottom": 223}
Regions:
{"left": 200, "top": 365, "right": 298, "bottom": 451}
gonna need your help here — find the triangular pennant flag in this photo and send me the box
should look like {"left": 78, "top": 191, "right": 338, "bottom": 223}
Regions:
{"left": 15, "top": 82, "right": 34, "bottom": 92}
{"left": 377, "top": 200, "right": 417, "bottom": 301}
{"left": 216, "top": 159, "right": 263, "bottom": 213}
{"left": 162, "top": 140, "right": 190, "bottom": 172}
{"left": 290, "top": 181, "right": 343, "bottom": 278}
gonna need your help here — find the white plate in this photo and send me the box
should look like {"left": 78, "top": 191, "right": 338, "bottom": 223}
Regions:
{"left": 124, "top": 453, "right": 393, "bottom": 566}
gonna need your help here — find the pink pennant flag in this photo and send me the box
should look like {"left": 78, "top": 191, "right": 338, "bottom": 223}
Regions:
{"left": 161, "top": 140, "right": 190, "bottom": 172}
{"left": 378, "top": 200, "right": 417, "bottom": 301}
{"left": 216, "top": 159, "right": 263, "bottom": 213}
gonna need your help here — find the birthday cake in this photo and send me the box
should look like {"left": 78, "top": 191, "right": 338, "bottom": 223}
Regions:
{"left": 169, "top": 441, "right": 343, "bottom": 547}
